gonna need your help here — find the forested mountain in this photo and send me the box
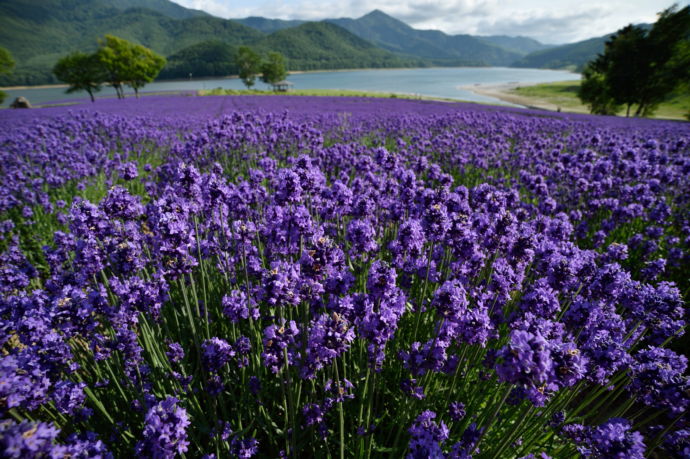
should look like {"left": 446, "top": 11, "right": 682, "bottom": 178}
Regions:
{"left": 479, "top": 35, "right": 553, "bottom": 56}
{"left": 325, "top": 10, "right": 523, "bottom": 66}
{"left": 235, "top": 17, "right": 306, "bottom": 34}
{"left": 511, "top": 35, "right": 610, "bottom": 71}
{"left": 254, "top": 22, "right": 420, "bottom": 70}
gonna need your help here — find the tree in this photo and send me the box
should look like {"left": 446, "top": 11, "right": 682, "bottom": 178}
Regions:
{"left": 635, "top": 4, "right": 690, "bottom": 116}
{"left": 0, "top": 47, "right": 15, "bottom": 105}
{"left": 127, "top": 44, "right": 166, "bottom": 98}
{"left": 236, "top": 46, "right": 261, "bottom": 89}
{"left": 260, "top": 52, "right": 287, "bottom": 89}
{"left": 96, "top": 35, "right": 166, "bottom": 99}
{"left": 53, "top": 52, "right": 107, "bottom": 102}
{"left": 602, "top": 25, "right": 648, "bottom": 117}
{"left": 578, "top": 64, "right": 620, "bottom": 115}
{"left": 578, "top": 4, "right": 690, "bottom": 117}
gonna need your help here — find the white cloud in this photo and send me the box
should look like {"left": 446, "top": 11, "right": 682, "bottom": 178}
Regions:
{"left": 171, "top": 0, "right": 688, "bottom": 43}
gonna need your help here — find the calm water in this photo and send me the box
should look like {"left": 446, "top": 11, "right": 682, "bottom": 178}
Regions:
{"left": 2, "top": 67, "right": 578, "bottom": 107}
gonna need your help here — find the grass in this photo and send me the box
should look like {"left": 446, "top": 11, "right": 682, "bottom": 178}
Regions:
{"left": 510, "top": 80, "right": 690, "bottom": 120}
{"left": 199, "top": 87, "right": 457, "bottom": 101}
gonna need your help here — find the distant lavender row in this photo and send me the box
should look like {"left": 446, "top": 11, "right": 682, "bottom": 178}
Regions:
{"left": 0, "top": 96, "right": 688, "bottom": 458}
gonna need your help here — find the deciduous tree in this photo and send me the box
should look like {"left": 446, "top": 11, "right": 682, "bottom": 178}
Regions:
{"left": 578, "top": 4, "right": 690, "bottom": 117}
{"left": 236, "top": 46, "right": 261, "bottom": 89}
{"left": 96, "top": 35, "right": 166, "bottom": 99}
{"left": 260, "top": 52, "right": 287, "bottom": 89}
{"left": 53, "top": 52, "right": 107, "bottom": 102}
{"left": 0, "top": 46, "right": 15, "bottom": 105}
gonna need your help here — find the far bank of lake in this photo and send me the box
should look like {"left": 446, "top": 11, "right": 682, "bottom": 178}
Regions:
{"left": 1, "top": 67, "right": 578, "bottom": 107}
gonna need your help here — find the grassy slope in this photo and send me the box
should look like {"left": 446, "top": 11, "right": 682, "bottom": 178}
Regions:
{"left": 511, "top": 80, "right": 690, "bottom": 120}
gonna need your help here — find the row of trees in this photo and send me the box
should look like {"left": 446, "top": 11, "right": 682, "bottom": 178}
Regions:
{"left": 235, "top": 46, "right": 287, "bottom": 89}
{"left": 578, "top": 5, "right": 690, "bottom": 117}
{"left": 53, "top": 39, "right": 288, "bottom": 101}
{"left": 53, "top": 35, "right": 166, "bottom": 102}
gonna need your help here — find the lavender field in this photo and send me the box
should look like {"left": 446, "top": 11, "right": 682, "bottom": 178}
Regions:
{"left": 0, "top": 95, "right": 688, "bottom": 458}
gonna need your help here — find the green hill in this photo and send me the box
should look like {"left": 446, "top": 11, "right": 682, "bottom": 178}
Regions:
{"left": 254, "top": 21, "right": 421, "bottom": 70}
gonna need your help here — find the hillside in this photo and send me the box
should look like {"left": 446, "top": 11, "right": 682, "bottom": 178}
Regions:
{"left": 326, "top": 10, "right": 522, "bottom": 66}
{"left": 254, "top": 22, "right": 421, "bottom": 70}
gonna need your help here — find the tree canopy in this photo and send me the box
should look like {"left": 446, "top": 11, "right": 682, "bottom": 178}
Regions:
{"left": 53, "top": 52, "right": 107, "bottom": 102}
{"left": 0, "top": 47, "right": 15, "bottom": 105}
{"left": 97, "top": 35, "right": 166, "bottom": 99}
{"left": 236, "top": 46, "right": 262, "bottom": 89}
{"left": 260, "top": 51, "right": 287, "bottom": 88}
{"left": 0, "top": 47, "right": 15, "bottom": 76}
{"left": 578, "top": 5, "right": 690, "bottom": 117}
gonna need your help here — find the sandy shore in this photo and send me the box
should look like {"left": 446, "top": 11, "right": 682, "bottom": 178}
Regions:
{"left": 462, "top": 82, "right": 588, "bottom": 113}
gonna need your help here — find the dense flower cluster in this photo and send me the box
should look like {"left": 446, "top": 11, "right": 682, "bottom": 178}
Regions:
{"left": 0, "top": 95, "right": 687, "bottom": 457}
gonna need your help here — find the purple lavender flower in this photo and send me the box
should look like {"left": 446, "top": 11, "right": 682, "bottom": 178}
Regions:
{"left": 495, "top": 329, "right": 555, "bottom": 406}
{"left": 118, "top": 161, "right": 139, "bottom": 180}
{"left": 302, "top": 312, "right": 355, "bottom": 379}
{"left": 629, "top": 346, "right": 689, "bottom": 415}
{"left": 587, "top": 418, "right": 646, "bottom": 459}
{"left": 407, "top": 410, "right": 449, "bottom": 459}
{"left": 51, "top": 380, "right": 87, "bottom": 415}
{"left": 202, "top": 337, "right": 235, "bottom": 373}
{"left": 231, "top": 436, "right": 260, "bottom": 458}
{"left": 222, "top": 290, "right": 259, "bottom": 322}
{"left": 261, "top": 261, "right": 301, "bottom": 308}
{"left": 448, "top": 401, "right": 466, "bottom": 422}
{"left": 136, "top": 397, "right": 191, "bottom": 458}
{"left": 346, "top": 218, "right": 378, "bottom": 256}
{"left": 0, "top": 419, "right": 61, "bottom": 458}
{"left": 166, "top": 342, "right": 185, "bottom": 364}
{"left": 261, "top": 320, "right": 301, "bottom": 374}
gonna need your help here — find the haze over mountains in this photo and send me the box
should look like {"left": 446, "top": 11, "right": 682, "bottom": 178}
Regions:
{"left": 0, "top": 0, "right": 618, "bottom": 86}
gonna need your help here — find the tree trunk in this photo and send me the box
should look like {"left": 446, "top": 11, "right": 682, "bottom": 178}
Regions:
{"left": 87, "top": 90, "right": 95, "bottom": 103}
{"left": 634, "top": 103, "right": 644, "bottom": 117}
{"left": 626, "top": 104, "right": 631, "bottom": 117}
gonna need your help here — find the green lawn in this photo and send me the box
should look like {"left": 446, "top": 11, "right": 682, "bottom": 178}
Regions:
{"left": 511, "top": 80, "right": 690, "bottom": 120}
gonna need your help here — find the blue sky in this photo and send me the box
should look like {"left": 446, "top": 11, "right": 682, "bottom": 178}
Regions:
{"left": 172, "top": 0, "right": 689, "bottom": 44}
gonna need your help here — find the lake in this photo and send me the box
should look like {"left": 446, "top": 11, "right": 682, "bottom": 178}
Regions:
{"left": 2, "top": 67, "right": 578, "bottom": 106}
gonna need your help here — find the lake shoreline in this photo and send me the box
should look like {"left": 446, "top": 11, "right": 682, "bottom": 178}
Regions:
{"left": 462, "top": 81, "right": 587, "bottom": 113}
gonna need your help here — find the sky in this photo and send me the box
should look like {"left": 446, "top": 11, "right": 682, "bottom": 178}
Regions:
{"left": 172, "top": 0, "right": 689, "bottom": 44}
